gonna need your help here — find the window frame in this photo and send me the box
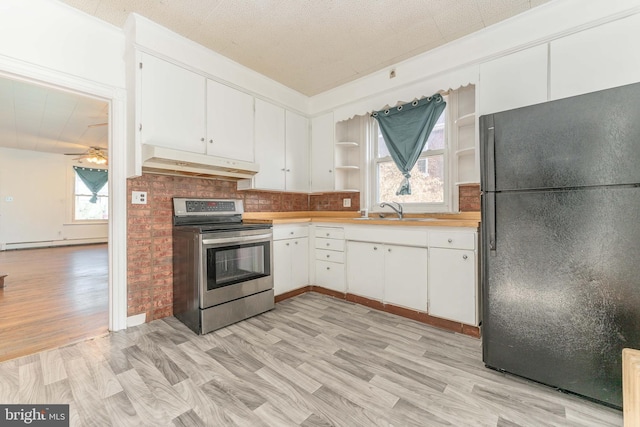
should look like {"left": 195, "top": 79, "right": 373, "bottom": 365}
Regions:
{"left": 369, "top": 100, "right": 451, "bottom": 213}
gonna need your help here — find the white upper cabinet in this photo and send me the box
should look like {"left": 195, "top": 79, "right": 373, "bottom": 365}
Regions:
{"left": 242, "top": 100, "right": 310, "bottom": 192}
{"left": 254, "top": 98, "right": 286, "bottom": 190}
{"left": 479, "top": 44, "right": 548, "bottom": 115}
{"left": 139, "top": 53, "right": 206, "bottom": 153}
{"left": 310, "top": 112, "right": 335, "bottom": 192}
{"left": 285, "top": 110, "right": 310, "bottom": 192}
{"left": 550, "top": 13, "right": 640, "bottom": 101}
{"left": 206, "top": 79, "right": 254, "bottom": 162}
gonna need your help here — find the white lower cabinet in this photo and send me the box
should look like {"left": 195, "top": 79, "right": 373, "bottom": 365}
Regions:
{"left": 273, "top": 225, "right": 309, "bottom": 296}
{"left": 346, "top": 241, "right": 428, "bottom": 310}
{"left": 383, "top": 245, "right": 428, "bottom": 312}
{"left": 427, "top": 230, "right": 478, "bottom": 325}
{"left": 346, "top": 241, "right": 384, "bottom": 300}
{"left": 313, "top": 226, "right": 346, "bottom": 292}
{"left": 428, "top": 248, "right": 476, "bottom": 324}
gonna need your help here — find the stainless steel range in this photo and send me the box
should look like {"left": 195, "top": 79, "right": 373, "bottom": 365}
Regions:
{"left": 172, "top": 198, "right": 274, "bottom": 334}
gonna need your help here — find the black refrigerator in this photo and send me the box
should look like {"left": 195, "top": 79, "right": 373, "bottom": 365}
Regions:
{"left": 480, "top": 82, "right": 640, "bottom": 409}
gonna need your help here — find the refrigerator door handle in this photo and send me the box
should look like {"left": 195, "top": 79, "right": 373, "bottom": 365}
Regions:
{"left": 480, "top": 114, "right": 496, "bottom": 192}
{"left": 487, "top": 191, "right": 497, "bottom": 253}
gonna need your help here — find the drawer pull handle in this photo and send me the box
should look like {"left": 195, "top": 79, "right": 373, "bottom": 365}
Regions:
{"left": 448, "top": 238, "right": 453, "bottom": 243}
{"left": 286, "top": 243, "right": 290, "bottom": 246}
{"left": 388, "top": 248, "right": 391, "bottom": 252}
{"left": 295, "top": 241, "right": 298, "bottom": 245}
{"left": 326, "top": 243, "right": 330, "bottom": 247}
{"left": 326, "top": 233, "right": 330, "bottom": 236}
{"left": 326, "top": 266, "right": 330, "bottom": 270}
{"left": 326, "top": 254, "right": 330, "bottom": 258}
{"left": 463, "top": 254, "right": 468, "bottom": 260}
{"left": 373, "top": 247, "right": 378, "bottom": 250}
{"left": 290, "top": 232, "right": 294, "bottom": 235}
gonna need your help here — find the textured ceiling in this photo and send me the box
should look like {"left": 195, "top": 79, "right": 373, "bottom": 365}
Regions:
{"left": 59, "top": 0, "right": 553, "bottom": 96}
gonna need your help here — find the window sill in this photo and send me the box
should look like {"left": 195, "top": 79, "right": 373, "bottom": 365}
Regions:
{"left": 63, "top": 221, "right": 108, "bottom": 226}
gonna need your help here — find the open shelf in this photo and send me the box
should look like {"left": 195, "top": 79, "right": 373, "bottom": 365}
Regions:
{"left": 455, "top": 181, "right": 480, "bottom": 186}
{"left": 455, "top": 113, "right": 475, "bottom": 127}
{"left": 455, "top": 147, "right": 475, "bottom": 156}
{"left": 335, "top": 141, "right": 359, "bottom": 147}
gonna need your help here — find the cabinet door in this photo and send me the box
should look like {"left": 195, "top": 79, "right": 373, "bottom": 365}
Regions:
{"left": 290, "top": 238, "right": 309, "bottom": 289}
{"left": 315, "top": 261, "right": 345, "bottom": 292}
{"left": 273, "top": 239, "right": 292, "bottom": 296}
{"left": 383, "top": 245, "right": 428, "bottom": 312}
{"left": 311, "top": 113, "right": 335, "bottom": 192}
{"left": 139, "top": 53, "right": 206, "bottom": 153}
{"left": 206, "top": 79, "right": 254, "bottom": 162}
{"left": 428, "top": 248, "right": 476, "bottom": 325}
{"left": 285, "top": 111, "right": 309, "bottom": 192}
{"left": 478, "top": 44, "right": 548, "bottom": 115}
{"left": 254, "top": 99, "right": 286, "bottom": 190}
{"left": 550, "top": 13, "right": 640, "bottom": 100}
{"left": 346, "top": 241, "right": 384, "bottom": 301}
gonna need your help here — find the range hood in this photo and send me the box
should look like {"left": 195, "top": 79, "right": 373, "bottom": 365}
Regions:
{"left": 141, "top": 144, "right": 259, "bottom": 180}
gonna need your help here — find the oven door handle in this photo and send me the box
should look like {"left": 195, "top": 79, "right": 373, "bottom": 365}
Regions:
{"left": 202, "top": 233, "right": 272, "bottom": 245}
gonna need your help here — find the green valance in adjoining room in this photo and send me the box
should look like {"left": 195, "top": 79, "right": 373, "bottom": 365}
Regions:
{"left": 73, "top": 166, "right": 108, "bottom": 203}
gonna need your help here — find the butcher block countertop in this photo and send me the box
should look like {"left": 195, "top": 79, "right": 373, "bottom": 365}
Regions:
{"left": 243, "top": 211, "right": 480, "bottom": 228}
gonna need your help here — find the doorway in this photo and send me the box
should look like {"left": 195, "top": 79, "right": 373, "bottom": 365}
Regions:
{"left": 0, "top": 75, "right": 111, "bottom": 361}
{"left": 0, "top": 65, "right": 128, "bottom": 357}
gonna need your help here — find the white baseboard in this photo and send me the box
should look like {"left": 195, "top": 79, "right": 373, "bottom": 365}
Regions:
{"left": 126, "top": 313, "right": 146, "bottom": 328}
{"left": 2, "top": 238, "right": 107, "bottom": 251}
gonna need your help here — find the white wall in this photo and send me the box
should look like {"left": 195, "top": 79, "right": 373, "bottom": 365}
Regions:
{"left": 0, "top": 0, "right": 125, "bottom": 89}
{"left": 0, "top": 147, "right": 108, "bottom": 250}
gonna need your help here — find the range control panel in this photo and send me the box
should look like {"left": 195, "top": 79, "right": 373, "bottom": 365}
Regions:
{"left": 173, "top": 198, "right": 244, "bottom": 216}
{"left": 186, "top": 200, "right": 236, "bottom": 213}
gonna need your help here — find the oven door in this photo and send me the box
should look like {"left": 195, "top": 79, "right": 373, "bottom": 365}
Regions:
{"left": 200, "top": 229, "right": 273, "bottom": 309}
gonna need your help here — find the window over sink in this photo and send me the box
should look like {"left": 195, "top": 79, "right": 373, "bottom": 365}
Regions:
{"left": 367, "top": 85, "right": 477, "bottom": 213}
{"left": 370, "top": 99, "right": 447, "bottom": 212}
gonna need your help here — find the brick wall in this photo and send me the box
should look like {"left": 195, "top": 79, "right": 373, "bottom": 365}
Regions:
{"left": 126, "top": 173, "right": 310, "bottom": 321}
{"left": 309, "top": 192, "right": 360, "bottom": 211}
{"left": 459, "top": 184, "right": 481, "bottom": 212}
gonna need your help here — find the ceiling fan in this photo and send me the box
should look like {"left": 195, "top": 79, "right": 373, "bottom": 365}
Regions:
{"left": 64, "top": 146, "right": 108, "bottom": 165}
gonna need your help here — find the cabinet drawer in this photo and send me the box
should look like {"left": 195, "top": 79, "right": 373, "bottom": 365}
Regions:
{"left": 315, "top": 260, "right": 346, "bottom": 292}
{"left": 315, "top": 237, "right": 345, "bottom": 252}
{"left": 428, "top": 231, "right": 475, "bottom": 250}
{"left": 315, "top": 226, "right": 345, "bottom": 240}
{"left": 315, "top": 249, "right": 345, "bottom": 263}
{"left": 273, "top": 225, "right": 309, "bottom": 240}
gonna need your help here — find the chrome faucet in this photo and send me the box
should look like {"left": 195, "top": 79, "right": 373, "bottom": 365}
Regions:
{"left": 380, "top": 202, "right": 403, "bottom": 220}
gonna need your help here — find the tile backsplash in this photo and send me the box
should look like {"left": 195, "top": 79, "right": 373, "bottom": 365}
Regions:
{"left": 459, "top": 184, "right": 481, "bottom": 212}
{"left": 309, "top": 192, "right": 360, "bottom": 211}
{"left": 126, "top": 173, "right": 359, "bottom": 322}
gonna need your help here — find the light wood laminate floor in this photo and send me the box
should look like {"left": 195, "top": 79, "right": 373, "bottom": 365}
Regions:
{"left": 0, "top": 293, "right": 622, "bottom": 426}
{"left": 0, "top": 244, "right": 108, "bottom": 362}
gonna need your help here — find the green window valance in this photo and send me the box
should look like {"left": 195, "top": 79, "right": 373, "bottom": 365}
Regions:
{"left": 74, "top": 166, "right": 108, "bottom": 203}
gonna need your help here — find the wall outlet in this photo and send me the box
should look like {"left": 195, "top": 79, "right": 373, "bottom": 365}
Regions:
{"left": 4, "top": 196, "right": 13, "bottom": 202}
{"left": 132, "top": 191, "right": 147, "bottom": 205}
{"left": 343, "top": 198, "right": 351, "bottom": 208}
